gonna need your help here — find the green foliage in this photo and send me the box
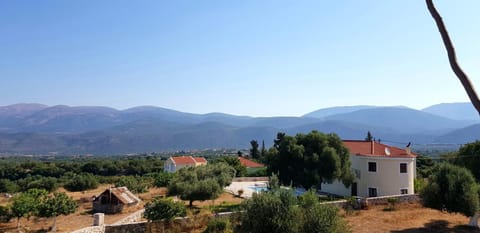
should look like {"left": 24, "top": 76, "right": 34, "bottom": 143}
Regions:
{"left": 302, "top": 204, "right": 351, "bottom": 233}
{"left": 213, "top": 156, "right": 247, "bottom": 177}
{"left": 454, "top": 140, "right": 480, "bottom": 182}
{"left": 204, "top": 218, "right": 232, "bottom": 233}
{"left": 265, "top": 131, "right": 354, "bottom": 189}
{"left": 236, "top": 189, "right": 349, "bottom": 233}
{"left": 0, "top": 179, "right": 20, "bottom": 193}
{"left": 22, "top": 176, "right": 59, "bottom": 192}
{"left": 250, "top": 140, "right": 260, "bottom": 160}
{"left": 421, "top": 163, "right": 479, "bottom": 217}
{"left": 153, "top": 172, "right": 176, "bottom": 187}
{"left": 11, "top": 189, "right": 48, "bottom": 219}
{"left": 168, "top": 163, "right": 235, "bottom": 207}
{"left": 144, "top": 197, "right": 186, "bottom": 221}
{"left": 0, "top": 205, "right": 12, "bottom": 223}
{"left": 414, "top": 178, "right": 427, "bottom": 194}
{"left": 64, "top": 173, "right": 99, "bottom": 192}
{"left": 384, "top": 198, "right": 399, "bottom": 211}
{"left": 416, "top": 155, "right": 435, "bottom": 178}
{"left": 115, "top": 175, "right": 152, "bottom": 193}
{"left": 37, "top": 192, "right": 78, "bottom": 231}
{"left": 37, "top": 192, "right": 78, "bottom": 218}
{"left": 246, "top": 167, "right": 267, "bottom": 177}
{"left": 365, "top": 131, "right": 373, "bottom": 142}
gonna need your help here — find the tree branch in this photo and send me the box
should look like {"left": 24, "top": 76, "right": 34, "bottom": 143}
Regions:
{"left": 426, "top": 0, "right": 480, "bottom": 116}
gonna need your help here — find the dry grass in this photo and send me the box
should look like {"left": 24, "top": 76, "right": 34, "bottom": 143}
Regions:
{"left": 0, "top": 186, "right": 242, "bottom": 233}
{"left": 345, "top": 202, "right": 480, "bottom": 233}
{"left": 0, "top": 184, "right": 167, "bottom": 233}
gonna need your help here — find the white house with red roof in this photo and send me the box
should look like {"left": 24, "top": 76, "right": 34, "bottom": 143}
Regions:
{"left": 321, "top": 140, "right": 417, "bottom": 197}
{"left": 164, "top": 156, "right": 208, "bottom": 173}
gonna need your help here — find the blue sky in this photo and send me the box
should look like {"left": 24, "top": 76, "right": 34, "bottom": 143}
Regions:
{"left": 1, "top": 1, "right": 479, "bottom": 117}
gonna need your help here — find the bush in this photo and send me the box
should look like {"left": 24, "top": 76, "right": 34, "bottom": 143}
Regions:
{"left": 115, "top": 176, "right": 152, "bottom": 193}
{"left": 421, "top": 163, "right": 479, "bottom": 217}
{"left": 144, "top": 197, "right": 186, "bottom": 221}
{"left": 0, "top": 179, "right": 20, "bottom": 193}
{"left": 64, "top": 174, "right": 99, "bottom": 192}
{"left": 204, "top": 218, "right": 232, "bottom": 233}
{"left": 0, "top": 205, "right": 12, "bottom": 223}
{"left": 153, "top": 172, "right": 175, "bottom": 187}
{"left": 384, "top": 197, "right": 399, "bottom": 211}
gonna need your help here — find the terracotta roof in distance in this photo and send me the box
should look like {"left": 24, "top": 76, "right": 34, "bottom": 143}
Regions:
{"left": 238, "top": 156, "right": 265, "bottom": 168}
{"left": 170, "top": 156, "right": 207, "bottom": 164}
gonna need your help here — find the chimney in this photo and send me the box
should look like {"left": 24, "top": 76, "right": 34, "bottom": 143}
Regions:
{"left": 370, "top": 141, "right": 375, "bottom": 154}
{"left": 405, "top": 147, "right": 411, "bottom": 155}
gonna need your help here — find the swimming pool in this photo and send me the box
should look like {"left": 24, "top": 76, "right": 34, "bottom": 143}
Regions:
{"left": 248, "top": 186, "right": 268, "bottom": 193}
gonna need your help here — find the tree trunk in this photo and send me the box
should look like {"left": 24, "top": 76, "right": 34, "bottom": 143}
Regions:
{"left": 469, "top": 212, "right": 479, "bottom": 228}
{"left": 51, "top": 216, "right": 58, "bottom": 232}
{"left": 16, "top": 217, "right": 20, "bottom": 230}
{"left": 189, "top": 200, "right": 193, "bottom": 208}
{"left": 426, "top": 0, "right": 480, "bottom": 116}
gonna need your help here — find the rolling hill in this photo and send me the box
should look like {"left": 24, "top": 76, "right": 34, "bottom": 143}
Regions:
{"left": 0, "top": 103, "right": 478, "bottom": 155}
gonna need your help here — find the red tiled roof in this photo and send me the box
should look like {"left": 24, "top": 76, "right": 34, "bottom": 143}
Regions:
{"left": 342, "top": 140, "right": 416, "bottom": 158}
{"left": 171, "top": 156, "right": 196, "bottom": 164}
{"left": 193, "top": 157, "right": 207, "bottom": 163}
{"left": 238, "top": 156, "right": 265, "bottom": 168}
{"left": 170, "top": 156, "right": 207, "bottom": 164}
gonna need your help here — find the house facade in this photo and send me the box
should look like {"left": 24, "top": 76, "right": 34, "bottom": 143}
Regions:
{"left": 321, "top": 140, "right": 416, "bottom": 197}
{"left": 164, "top": 156, "right": 207, "bottom": 173}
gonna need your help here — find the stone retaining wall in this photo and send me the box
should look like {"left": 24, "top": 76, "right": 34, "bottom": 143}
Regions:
{"left": 70, "top": 226, "right": 104, "bottom": 233}
{"left": 111, "top": 209, "right": 145, "bottom": 225}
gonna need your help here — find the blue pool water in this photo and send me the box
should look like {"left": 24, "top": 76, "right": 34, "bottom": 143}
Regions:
{"left": 248, "top": 186, "right": 268, "bottom": 192}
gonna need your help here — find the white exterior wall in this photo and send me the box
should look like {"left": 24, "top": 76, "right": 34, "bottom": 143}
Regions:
{"left": 322, "top": 155, "right": 415, "bottom": 197}
{"left": 321, "top": 180, "right": 351, "bottom": 196}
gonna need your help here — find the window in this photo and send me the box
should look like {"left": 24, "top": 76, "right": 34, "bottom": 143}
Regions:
{"left": 368, "top": 188, "right": 377, "bottom": 197}
{"left": 401, "top": 189, "right": 408, "bottom": 195}
{"left": 368, "top": 162, "right": 376, "bottom": 172}
{"left": 400, "top": 163, "right": 407, "bottom": 173}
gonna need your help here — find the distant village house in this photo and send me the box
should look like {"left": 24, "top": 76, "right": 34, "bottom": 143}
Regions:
{"left": 92, "top": 187, "right": 141, "bottom": 214}
{"left": 164, "top": 156, "right": 207, "bottom": 173}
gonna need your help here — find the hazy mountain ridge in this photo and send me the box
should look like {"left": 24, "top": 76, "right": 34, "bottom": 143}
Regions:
{"left": 0, "top": 103, "right": 478, "bottom": 155}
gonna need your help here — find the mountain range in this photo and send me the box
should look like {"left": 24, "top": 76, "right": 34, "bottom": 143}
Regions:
{"left": 0, "top": 103, "right": 478, "bottom": 155}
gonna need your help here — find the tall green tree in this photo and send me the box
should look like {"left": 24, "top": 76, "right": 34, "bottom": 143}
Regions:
{"left": 37, "top": 192, "right": 78, "bottom": 232}
{"left": 168, "top": 163, "right": 235, "bottom": 207}
{"left": 421, "top": 163, "right": 479, "bottom": 226}
{"left": 365, "top": 131, "right": 373, "bottom": 142}
{"left": 260, "top": 140, "right": 266, "bottom": 161}
{"left": 10, "top": 189, "right": 48, "bottom": 229}
{"left": 265, "top": 131, "right": 354, "bottom": 189}
{"left": 454, "top": 141, "right": 480, "bottom": 181}
{"left": 250, "top": 140, "right": 260, "bottom": 159}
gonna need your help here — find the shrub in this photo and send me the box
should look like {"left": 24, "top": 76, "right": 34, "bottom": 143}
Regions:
{"left": 64, "top": 174, "right": 99, "bottom": 192}
{"left": 204, "top": 218, "right": 232, "bottom": 233}
{"left": 144, "top": 197, "right": 186, "bottom": 221}
{"left": 384, "top": 197, "right": 399, "bottom": 211}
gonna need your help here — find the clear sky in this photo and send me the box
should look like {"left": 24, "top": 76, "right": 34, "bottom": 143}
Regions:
{"left": 1, "top": 1, "right": 479, "bottom": 117}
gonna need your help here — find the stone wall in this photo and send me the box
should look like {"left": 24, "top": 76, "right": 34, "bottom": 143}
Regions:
{"left": 365, "top": 194, "right": 420, "bottom": 205}
{"left": 105, "top": 222, "right": 147, "bottom": 233}
{"left": 111, "top": 209, "right": 145, "bottom": 225}
{"left": 70, "top": 226, "right": 104, "bottom": 233}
